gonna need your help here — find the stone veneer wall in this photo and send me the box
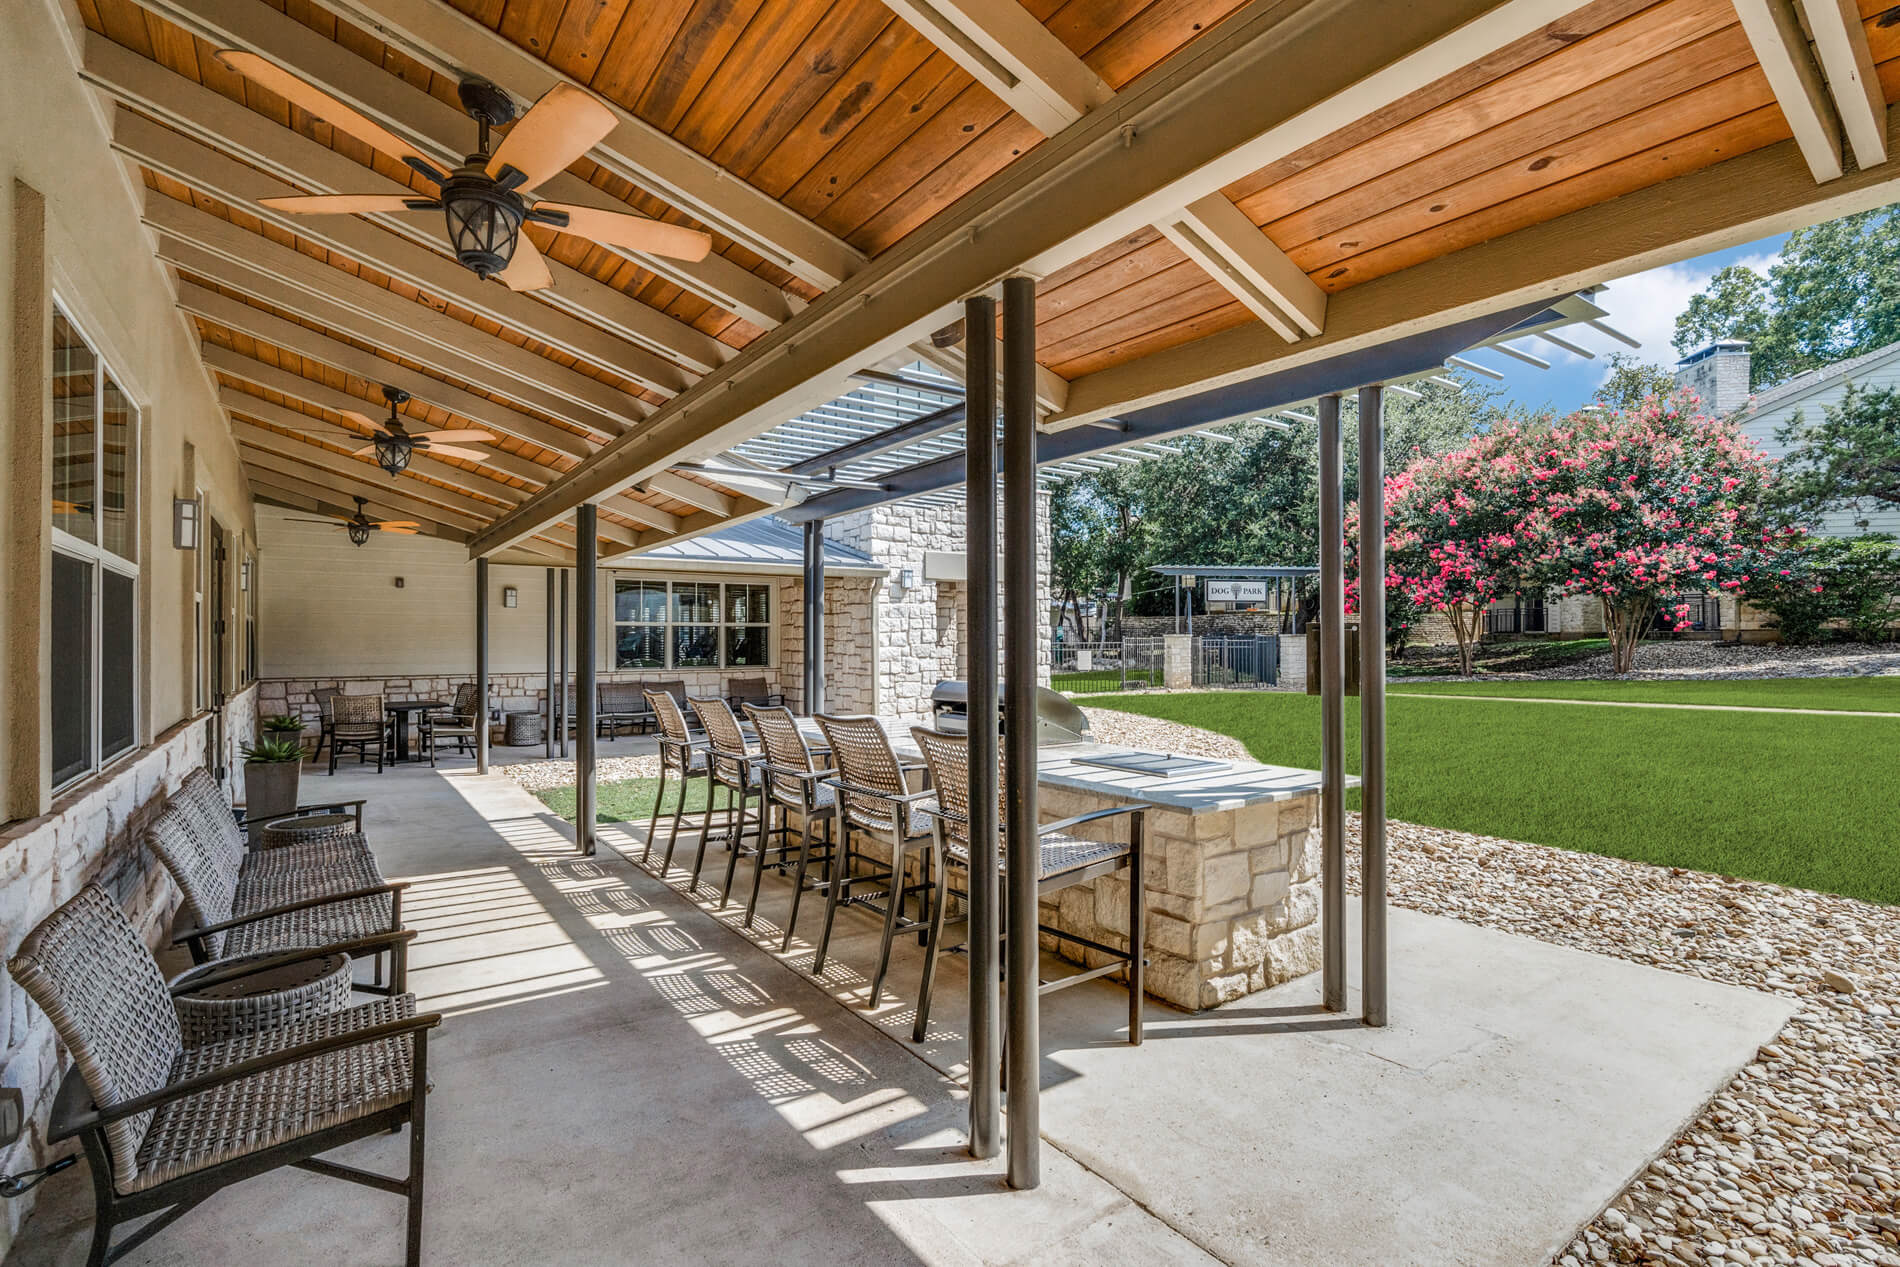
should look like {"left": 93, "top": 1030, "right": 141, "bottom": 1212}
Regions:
{"left": 829, "top": 496, "right": 1051, "bottom": 721}
{"left": 1034, "top": 785, "right": 1323, "bottom": 1011}
{"left": 0, "top": 686, "right": 256, "bottom": 1251}
{"left": 776, "top": 575, "right": 880, "bottom": 715}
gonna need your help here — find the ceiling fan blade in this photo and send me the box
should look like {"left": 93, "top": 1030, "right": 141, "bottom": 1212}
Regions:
{"left": 534, "top": 203, "right": 712, "bottom": 262}
{"left": 350, "top": 443, "right": 381, "bottom": 458}
{"left": 257, "top": 194, "right": 417, "bottom": 216}
{"left": 496, "top": 231, "right": 552, "bottom": 292}
{"left": 486, "top": 83, "right": 615, "bottom": 191}
{"left": 370, "top": 519, "right": 422, "bottom": 528}
{"left": 415, "top": 429, "right": 496, "bottom": 444}
{"left": 376, "top": 525, "right": 420, "bottom": 534}
{"left": 338, "top": 408, "right": 383, "bottom": 431}
{"left": 216, "top": 51, "right": 437, "bottom": 171}
{"left": 420, "top": 444, "right": 494, "bottom": 462}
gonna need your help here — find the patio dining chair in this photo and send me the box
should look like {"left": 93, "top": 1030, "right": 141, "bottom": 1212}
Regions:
{"left": 686, "top": 696, "right": 768, "bottom": 906}
{"left": 309, "top": 686, "right": 341, "bottom": 765}
{"left": 907, "top": 726, "right": 1146, "bottom": 1045}
{"left": 812, "top": 715, "right": 938, "bottom": 1007}
{"left": 425, "top": 682, "right": 480, "bottom": 762}
{"left": 643, "top": 689, "right": 708, "bottom": 876}
{"left": 597, "top": 680, "right": 651, "bottom": 738}
{"left": 148, "top": 769, "right": 414, "bottom": 994}
{"left": 328, "top": 692, "right": 388, "bottom": 775}
{"left": 742, "top": 704, "right": 837, "bottom": 952}
{"left": 10, "top": 884, "right": 438, "bottom": 1267}
{"left": 725, "top": 676, "right": 784, "bottom": 712}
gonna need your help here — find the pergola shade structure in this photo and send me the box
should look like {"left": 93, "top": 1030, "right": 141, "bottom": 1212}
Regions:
{"left": 60, "top": 0, "right": 1900, "bottom": 562}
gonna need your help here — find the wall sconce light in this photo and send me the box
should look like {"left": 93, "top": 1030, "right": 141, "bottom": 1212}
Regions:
{"left": 502, "top": 586, "right": 519, "bottom": 608}
{"left": 172, "top": 496, "right": 200, "bottom": 550}
{"left": 239, "top": 560, "right": 250, "bottom": 591}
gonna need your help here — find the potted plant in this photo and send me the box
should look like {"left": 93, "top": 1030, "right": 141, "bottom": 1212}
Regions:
{"left": 261, "top": 713, "right": 306, "bottom": 738}
{"left": 241, "top": 737, "right": 304, "bottom": 827}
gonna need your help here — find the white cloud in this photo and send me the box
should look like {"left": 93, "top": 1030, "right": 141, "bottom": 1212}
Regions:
{"left": 1585, "top": 251, "right": 1780, "bottom": 385}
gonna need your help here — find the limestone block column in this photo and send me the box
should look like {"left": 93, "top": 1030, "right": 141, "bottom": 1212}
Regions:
{"left": 1163, "top": 634, "right": 1193, "bottom": 690}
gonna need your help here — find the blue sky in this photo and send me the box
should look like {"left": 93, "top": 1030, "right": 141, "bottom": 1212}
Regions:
{"left": 1479, "top": 233, "right": 1792, "bottom": 413}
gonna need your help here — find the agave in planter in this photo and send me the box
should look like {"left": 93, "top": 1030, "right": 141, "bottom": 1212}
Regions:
{"left": 241, "top": 737, "right": 304, "bottom": 829}
{"left": 261, "top": 713, "right": 307, "bottom": 735}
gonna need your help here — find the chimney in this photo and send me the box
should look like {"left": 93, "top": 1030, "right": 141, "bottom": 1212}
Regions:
{"left": 1673, "top": 340, "right": 1752, "bottom": 414}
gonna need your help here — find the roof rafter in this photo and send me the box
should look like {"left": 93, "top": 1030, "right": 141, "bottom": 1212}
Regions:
{"left": 1733, "top": 0, "right": 1842, "bottom": 183}
{"left": 229, "top": 402, "right": 519, "bottom": 515}
{"left": 247, "top": 477, "right": 471, "bottom": 543}
{"left": 876, "top": 0, "right": 1112, "bottom": 135}
{"left": 1798, "top": 0, "right": 1887, "bottom": 170}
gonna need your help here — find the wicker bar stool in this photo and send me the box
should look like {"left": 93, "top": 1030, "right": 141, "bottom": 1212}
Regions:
{"left": 9, "top": 885, "right": 438, "bottom": 1267}
{"left": 329, "top": 692, "right": 388, "bottom": 774}
{"left": 907, "top": 726, "right": 1148, "bottom": 1045}
{"left": 687, "top": 696, "right": 767, "bottom": 905}
{"left": 812, "top": 715, "right": 938, "bottom": 1007}
{"left": 742, "top": 704, "right": 837, "bottom": 951}
{"left": 643, "top": 688, "right": 708, "bottom": 875}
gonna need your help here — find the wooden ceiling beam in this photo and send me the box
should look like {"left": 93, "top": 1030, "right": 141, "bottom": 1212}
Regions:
{"left": 312, "top": 0, "right": 861, "bottom": 290}
{"left": 1155, "top": 194, "right": 1327, "bottom": 341}
{"left": 88, "top": 58, "right": 726, "bottom": 380}
{"left": 146, "top": 193, "right": 649, "bottom": 431}
{"left": 134, "top": 0, "right": 794, "bottom": 328}
{"left": 1733, "top": 0, "right": 1842, "bottom": 183}
{"left": 227, "top": 395, "right": 521, "bottom": 514}
{"left": 174, "top": 281, "right": 593, "bottom": 460}
{"left": 236, "top": 442, "right": 489, "bottom": 528}
{"left": 247, "top": 477, "right": 472, "bottom": 543}
{"left": 468, "top": 0, "right": 1585, "bottom": 556}
{"left": 637, "top": 474, "right": 732, "bottom": 518}
{"left": 1798, "top": 0, "right": 1887, "bottom": 170}
{"left": 1049, "top": 103, "right": 1900, "bottom": 429}
{"left": 204, "top": 353, "right": 552, "bottom": 490}
{"left": 876, "top": 0, "right": 1111, "bottom": 136}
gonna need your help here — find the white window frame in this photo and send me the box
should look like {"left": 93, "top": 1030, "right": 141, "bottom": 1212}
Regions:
{"left": 49, "top": 299, "right": 141, "bottom": 792}
{"left": 611, "top": 576, "right": 774, "bottom": 671}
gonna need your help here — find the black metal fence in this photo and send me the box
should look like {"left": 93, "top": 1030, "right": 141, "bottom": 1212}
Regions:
{"left": 1193, "top": 635, "right": 1280, "bottom": 689}
{"left": 1484, "top": 599, "right": 1550, "bottom": 636}
{"left": 1050, "top": 634, "right": 1278, "bottom": 691}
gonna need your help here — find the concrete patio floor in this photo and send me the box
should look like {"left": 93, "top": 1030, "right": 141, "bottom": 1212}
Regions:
{"left": 13, "top": 761, "right": 1796, "bottom": 1266}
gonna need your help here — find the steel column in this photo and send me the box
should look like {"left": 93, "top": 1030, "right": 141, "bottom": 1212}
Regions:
{"left": 1317, "top": 394, "right": 1347, "bottom": 1012}
{"left": 802, "top": 519, "right": 826, "bottom": 714}
{"left": 576, "top": 506, "right": 598, "bottom": 857}
{"left": 558, "top": 569, "right": 569, "bottom": 759}
{"left": 475, "top": 557, "right": 490, "bottom": 775}
{"left": 1002, "top": 275, "right": 1040, "bottom": 1190}
{"left": 544, "top": 568, "right": 556, "bottom": 760}
{"left": 964, "top": 293, "right": 1001, "bottom": 1162}
{"left": 1356, "top": 384, "right": 1388, "bottom": 1027}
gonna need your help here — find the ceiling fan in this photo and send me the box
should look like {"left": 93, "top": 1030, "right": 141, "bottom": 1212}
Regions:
{"left": 344, "top": 386, "right": 496, "bottom": 477}
{"left": 214, "top": 50, "right": 713, "bottom": 292}
{"left": 285, "top": 496, "right": 420, "bottom": 547}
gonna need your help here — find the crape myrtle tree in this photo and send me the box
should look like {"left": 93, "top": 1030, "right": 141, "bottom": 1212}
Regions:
{"left": 1508, "top": 394, "right": 1804, "bottom": 673}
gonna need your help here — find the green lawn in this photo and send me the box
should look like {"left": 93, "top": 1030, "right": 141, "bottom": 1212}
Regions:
{"left": 537, "top": 777, "right": 712, "bottom": 825}
{"left": 1077, "top": 689, "right": 1900, "bottom": 904}
{"left": 1390, "top": 676, "right": 1900, "bottom": 712}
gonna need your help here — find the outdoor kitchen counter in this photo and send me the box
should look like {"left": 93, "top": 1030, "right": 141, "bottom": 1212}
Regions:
{"left": 1025, "top": 742, "right": 1335, "bottom": 1012}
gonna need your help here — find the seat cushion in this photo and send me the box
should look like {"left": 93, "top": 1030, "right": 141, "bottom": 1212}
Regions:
{"left": 127, "top": 996, "right": 417, "bottom": 1193}
{"left": 234, "top": 836, "right": 385, "bottom": 916}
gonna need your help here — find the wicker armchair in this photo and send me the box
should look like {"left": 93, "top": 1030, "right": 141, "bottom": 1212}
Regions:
{"left": 328, "top": 692, "right": 388, "bottom": 775}
{"left": 309, "top": 686, "right": 341, "bottom": 764}
{"left": 643, "top": 688, "right": 709, "bottom": 876}
{"left": 10, "top": 885, "right": 439, "bottom": 1267}
{"left": 147, "top": 770, "right": 414, "bottom": 994}
{"left": 426, "top": 682, "right": 480, "bottom": 761}
{"left": 907, "top": 726, "right": 1147, "bottom": 1044}
{"left": 597, "top": 680, "right": 652, "bottom": 738}
{"left": 812, "top": 715, "right": 939, "bottom": 1005}
{"left": 743, "top": 704, "right": 837, "bottom": 952}
{"left": 725, "top": 676, "right": 784, "bottom": 711}
{"left": 687, "top": 696, "right": 767, "bottom": 912}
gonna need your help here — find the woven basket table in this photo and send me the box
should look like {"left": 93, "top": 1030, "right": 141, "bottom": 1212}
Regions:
{"left": 258, "top": 811, "right": 359, "bottom": 851}
{"left": 171, "top": 951, "right": 353, "bottom": 1045}
{"left": 505, "top": 710, "right": 543, "bottom": 745}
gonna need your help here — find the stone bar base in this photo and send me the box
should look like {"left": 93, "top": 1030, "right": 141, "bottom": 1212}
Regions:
{"left": 1034, "top": 786, "right": 1322, "bottom": 1011}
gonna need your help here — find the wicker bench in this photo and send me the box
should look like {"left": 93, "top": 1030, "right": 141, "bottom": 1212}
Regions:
{"left": 597, "top": 680, "right": 653, "bottom": 737}
{"left": 145, "top": 769, "right": 413, "bottom": 995}
{"left": 11, "top": 884, "right": 437, "bottom": 1267}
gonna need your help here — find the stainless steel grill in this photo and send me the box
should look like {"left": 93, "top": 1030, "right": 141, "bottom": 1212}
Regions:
{"left": 928, "top": 681, "right": 1093, "bottom": 746}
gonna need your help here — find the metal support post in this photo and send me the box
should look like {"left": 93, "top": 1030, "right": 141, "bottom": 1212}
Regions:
{"left": 544, "top": 568, "right": 555, "bottom": 760}
{"left": 475, "top": 557, "right": 490, "bottom": 775}
{"left": 963, "top": 293, "right": 1001, "bottom": 1162}
{"left": 1002, "top": 275, "right": 1040, "bottom": 1189}
{"left": 576, "top": 506, "right": 598, "bottom": 857}
{"left": 558, "top": 569, "right": 569, "bottom": 759}
{"left": 1357, "top": 384, "right": 1388, "bottom": 1027}
{"left": 803, "top": 519, "right": 826, "bottom": 714}
{"left": 1318, "top": 394, "right": 1347, "bottom": 1012}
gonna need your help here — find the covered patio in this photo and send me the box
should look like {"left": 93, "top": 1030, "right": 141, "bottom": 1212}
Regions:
{"left": 6, "top": 0, "right": 1899, "bottom": 1260}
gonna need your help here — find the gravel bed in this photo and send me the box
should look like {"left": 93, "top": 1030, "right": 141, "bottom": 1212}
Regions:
{"left": 1091, "top": 707, "right": 1899, "bottom": 1267}
{"left": 498, "top": 753, "right": 661, "bottom": 794}
{"left": 1432, "top": 641, "right": 1900, "bottom": 683}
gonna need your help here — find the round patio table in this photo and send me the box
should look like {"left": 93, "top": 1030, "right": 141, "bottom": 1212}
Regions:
{"left": 171, "top": 951, "right": 353, "bottom": 1045}
{"left": 384, "top": 700, "right": 445, "bottom": 763}
{"left": 258, "top": 811, "right": 359, "bottom": 851}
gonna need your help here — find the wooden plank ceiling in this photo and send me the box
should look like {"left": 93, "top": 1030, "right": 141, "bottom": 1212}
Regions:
{"left": 70, "top": 0, "right": 1900, "bottom": 553}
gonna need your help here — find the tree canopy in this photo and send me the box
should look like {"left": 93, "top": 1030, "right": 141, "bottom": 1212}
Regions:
{"left": 1773, "top": 382, "right": 1900, "bottom": 528}
{"left": 1673, "top": 210, "right": 1900, "bottom": 390}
